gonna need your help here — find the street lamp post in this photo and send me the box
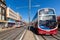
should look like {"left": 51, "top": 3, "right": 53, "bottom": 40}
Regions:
{"left": 28, "top": 0, "right": 31, "bottom": 30}
{"left": 15, "top": 0, "right": 40, "bottom": 30}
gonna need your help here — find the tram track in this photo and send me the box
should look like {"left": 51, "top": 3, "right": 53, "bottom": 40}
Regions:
{"left": 2, "top": 28, "right": 25, "bottom": 40}
{"left": 14, "top": 29, "right": 25, "bottom": 40}
{"left": 58, "top": 31, "right": 60, "bottom": 34}
{"left": 0, "top": 28, "right": 15, "bottom": 35}
{"left": 0, "top": 28, "right": 18, "bottom": 40}
{"left": 41, "top": 35, "right": 58, "bottom": 40}
{"left": 0, "top": 27, "right": 26, "bottom": 40}
{"left": 13, "top": 28, "right": 25, "bottom": 40}
{"left": 22, "top": 26, "right": 60, "bottom": 40}
{"left": 34, "top": 33, "right": 60, "bottom": 40}
{"left": 1, "top": 29, "right": 17, "bottom": 40}
{"left": 51, "top": 35, "right": 60, "bottom": 40}
{"left": 0, "top": 28, "right": 16, "bottom": 40}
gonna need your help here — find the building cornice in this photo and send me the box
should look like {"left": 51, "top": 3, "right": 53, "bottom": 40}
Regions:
{"left": 0, "top": 0, "right": 6, "bottom": 6}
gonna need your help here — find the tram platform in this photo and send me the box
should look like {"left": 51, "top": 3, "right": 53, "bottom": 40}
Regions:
{"left": 23, "top": 30, "right": 35, "bottom": 40}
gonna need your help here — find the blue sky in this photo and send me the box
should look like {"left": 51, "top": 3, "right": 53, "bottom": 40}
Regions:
{"left": 6, "top": 0, "right": 60, "bottom": 22}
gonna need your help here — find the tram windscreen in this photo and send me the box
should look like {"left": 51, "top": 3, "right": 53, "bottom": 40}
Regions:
{"left": 39, "top": 8, "right": 54, "bottom": 15}
{"left": 39, "top": 15, "right": 57, "bottom": 30}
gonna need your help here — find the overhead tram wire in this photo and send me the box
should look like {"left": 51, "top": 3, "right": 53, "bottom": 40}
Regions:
{"left": 13, "top": 0, "right": 40, "bottom": 30}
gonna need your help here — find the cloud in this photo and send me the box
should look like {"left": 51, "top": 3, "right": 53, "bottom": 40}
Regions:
{"left": 16, "top": 5, "right": 40, "bottom": 9}
{"left": 32, "top": 5, "right": 40, "bottom": 7}
{"left": 16, "top": 6, "right": 28, "bottom": 9}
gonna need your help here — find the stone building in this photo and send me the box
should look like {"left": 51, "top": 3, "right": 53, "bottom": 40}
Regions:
{"left": 0, "top": 0, "right": 7, "bottom": 28}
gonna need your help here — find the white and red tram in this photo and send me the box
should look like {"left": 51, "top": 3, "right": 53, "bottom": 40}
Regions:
{"left": 32, "top": 8, "right": 58, "bottom": 34}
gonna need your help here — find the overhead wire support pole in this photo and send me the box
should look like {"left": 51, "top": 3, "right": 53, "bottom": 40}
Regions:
{"left": 28, "top": 0, "right": 31, "bottom": 30}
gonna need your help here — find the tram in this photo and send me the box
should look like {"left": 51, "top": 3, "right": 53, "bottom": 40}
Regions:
{"left": 32, "top": 8, "right": 58, "bottom": 34}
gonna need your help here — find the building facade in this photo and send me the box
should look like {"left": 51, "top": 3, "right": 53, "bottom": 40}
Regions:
{"left": 6, "top": 7, "right": 22, "bottom": 27}
{"left": 57, "top": 16, "right": 60, "bottom": 28}
{"left": 0, "top": 0, "right": 7, "bottom": 28}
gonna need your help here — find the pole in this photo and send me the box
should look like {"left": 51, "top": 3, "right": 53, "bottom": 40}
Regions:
{"left": 28, "top": 0, "right": 31, "bottom": 30}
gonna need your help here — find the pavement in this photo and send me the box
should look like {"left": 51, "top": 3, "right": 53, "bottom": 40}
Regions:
{"left": 0, "top": 27, "right": 15, "bottom": 32}
{"left": 23, "top": 30, "right": 35, "bottom": 40}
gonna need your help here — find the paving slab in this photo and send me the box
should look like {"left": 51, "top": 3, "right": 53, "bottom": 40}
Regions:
{"left": 23, "top": 30, "right": 35, "bottom": 40}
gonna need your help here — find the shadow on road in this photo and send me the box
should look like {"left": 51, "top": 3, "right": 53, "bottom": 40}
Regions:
{"left": 28, "top": 26, "right": 37, "bottom": 35}
{"left": 28, "top": 26, "right": 54, "bottom": 36}
{"left": 58, "top": 24, "right": 60, "bottom": 31}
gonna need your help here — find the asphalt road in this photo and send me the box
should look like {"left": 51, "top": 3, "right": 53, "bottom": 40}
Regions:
{"left": 0, "top": 27, "right": 26, "bottom": 40}
{"left": 0, "top": 26, "right": 60, "bottom": 40}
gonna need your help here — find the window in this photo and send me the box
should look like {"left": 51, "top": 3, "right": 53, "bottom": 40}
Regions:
{"left": 1, "top": 8, "right": 5, "bottom": 15}
{"left": 8, "top": 18, "right": 15, "bottom": 23}
{"left": 2, "top": 0, "right": 5, "bottom": 2}
{"left": 39, "top": 15, "right": 53, "bottom": 20}
{"left": 0, "top": 2, "right": 1, "bottom": 6}
{"left": 39, "top": 9, "right": 54, "bottom": 15}
{"left": 9, "top": 13, "right": 17, "bottom": 19}
{"left": 2, "top": 9, "right": 5, "bottom": 14}
{"left": 48, "top": 10, "right": 54, "bottom": 14}
{"left": 0, "top": 15, "right": 1, "bottom": 20}
{"left": 1, "top": 15, "right": 4, "bottom": 20}
{"left": 0, "top": 7, "right": 1, "bottom": 13}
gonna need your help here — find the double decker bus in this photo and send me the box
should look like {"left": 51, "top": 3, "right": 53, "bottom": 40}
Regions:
{"left": 32, "top": 8, "right": 58, "bottom": 34}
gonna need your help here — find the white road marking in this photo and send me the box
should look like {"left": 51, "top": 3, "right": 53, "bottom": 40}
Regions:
{"left": 34, "top": 34, "right": 44, "bottom": 40}
{"left": 19, "top": 29, "right": 26, "bottom": 40}
{"left": 34, "top": 35, "right": 40, "bottom": 40}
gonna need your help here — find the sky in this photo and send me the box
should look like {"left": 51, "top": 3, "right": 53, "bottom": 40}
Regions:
{"left": 6, "top": 0, "right": 60, "bottom": 22}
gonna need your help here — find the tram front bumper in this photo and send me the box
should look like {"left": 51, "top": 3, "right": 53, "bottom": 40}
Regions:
{"left": 37, "top": 28, "right": 58, "bottom": 35}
